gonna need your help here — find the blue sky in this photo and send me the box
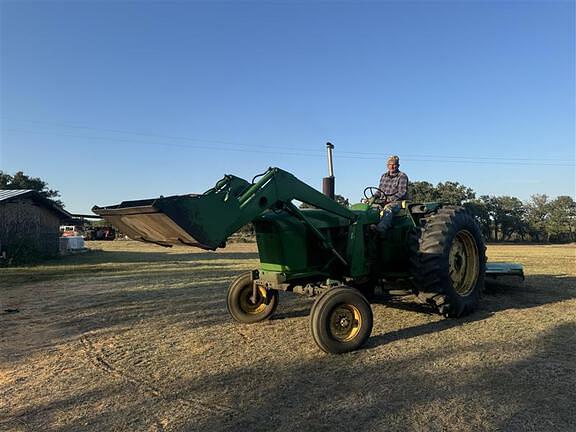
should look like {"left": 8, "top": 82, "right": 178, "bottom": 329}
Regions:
{"left": 1, "top": 1, "right": 574, "bottom": 213}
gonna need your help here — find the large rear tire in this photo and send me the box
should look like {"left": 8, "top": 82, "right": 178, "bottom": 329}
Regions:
{"left": 310, "top": 287, "right": 373, "bottom": 354}
{"left": 410, "top": 206, "right": 486, "bottom": 317}
{"left": 227, "top": 272, "right": 279, "bottom": 324}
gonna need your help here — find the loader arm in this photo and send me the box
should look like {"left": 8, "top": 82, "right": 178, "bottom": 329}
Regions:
{"left": 92, "top": 167, "right": 357, "bottom": 251}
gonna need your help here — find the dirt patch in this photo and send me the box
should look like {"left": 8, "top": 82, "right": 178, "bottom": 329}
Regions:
{"left": 1, "top": 242, "right": 575, "bottom": 431}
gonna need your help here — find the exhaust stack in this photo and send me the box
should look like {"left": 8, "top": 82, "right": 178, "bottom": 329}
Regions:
{"left": 322, "top": 142, "right": 335, "bottom": 200}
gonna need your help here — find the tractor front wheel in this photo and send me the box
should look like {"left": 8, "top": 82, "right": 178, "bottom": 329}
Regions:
{"left": 227, "top": 272, "right": 279, "bottom": 324}
{"left": 310, "top": 287, "right": 373, "bottom": 354}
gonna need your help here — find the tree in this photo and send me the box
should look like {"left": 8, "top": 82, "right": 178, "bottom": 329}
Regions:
{"left": 481, "top": 195, "right": 526, "bottom": 241}
{"left": 464, "top": 199, "right": 491, "bottom": 239}
{"left": 0, "top": 171, "right": 63, "bottom": 206}
{"left": 435, "top": 181, "right": 476, "bottom": 205}
{"left": 408, "top": 181, "right": 437, "bottom": 203}
{"left": 498, "top": 196, "right": 526, "bottom": 240}
{"left": 547, "top": 196, "right": 576, "bottom": 242}
{"left": 335, "top": 194, "right": 350, "bottom": 208}
{"left": 408, "top": 180, "right": 475, "bottom": 205}
{"left": 525, "top": 194, "right": 550, "bottom": 242}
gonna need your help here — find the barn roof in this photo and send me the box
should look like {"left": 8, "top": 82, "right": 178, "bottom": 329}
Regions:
{"left": 0, "top": 189, "right": 34, "bottom": 201}
{"left": 0, "top": 189, "right": 72, "bottom": 220}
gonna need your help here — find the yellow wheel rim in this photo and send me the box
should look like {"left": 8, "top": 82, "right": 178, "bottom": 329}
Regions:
{"left": 329, "top": 304, "right": 362, "bottom": 342}
{"left": 239, "top": 285, "right": 268, "bottom": 315}
{"left": 449, "top": 230, "right": 480, "bottom": 296}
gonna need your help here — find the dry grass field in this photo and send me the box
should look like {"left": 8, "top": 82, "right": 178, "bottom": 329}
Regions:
{"left": 1, "top": 241, "right": 575, "bottom": 432}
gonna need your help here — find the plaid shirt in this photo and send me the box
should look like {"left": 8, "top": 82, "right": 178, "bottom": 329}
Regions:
{"left": 376, "top": 170, "right": 409, "bottom": 203}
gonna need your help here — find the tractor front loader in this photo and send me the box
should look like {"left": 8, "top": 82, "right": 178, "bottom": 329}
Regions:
{"left": 93, "top": 160, "right": 522, "bottom": 353}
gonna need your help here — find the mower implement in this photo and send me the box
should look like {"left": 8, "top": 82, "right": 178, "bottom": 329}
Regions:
{"left": 485, "top": 262, "right": 525, "bottom": 286}
{"left": 93, "top": 164, "right": 524, "bottom": 354}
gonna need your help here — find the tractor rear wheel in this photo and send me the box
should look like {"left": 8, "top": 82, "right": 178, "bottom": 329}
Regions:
{"left": 310, "top": 287, "right": 373, "bottom": 354}
{"left": 227, "top": 272, "right": 279, "bottom": 324}
{"left": 410, "top": 206, "right": 486, "bottom": 317}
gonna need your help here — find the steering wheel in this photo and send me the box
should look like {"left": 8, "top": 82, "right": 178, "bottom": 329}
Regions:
{"left": 363, "top": 187, "right": 382, "bottom": 200}
{"left": 363, "top": 187, "right": 393, "bottom": 205}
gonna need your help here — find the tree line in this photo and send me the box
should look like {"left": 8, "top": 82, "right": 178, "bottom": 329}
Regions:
{"left": 409, "top": 181, "right": 575, "bottom": 243}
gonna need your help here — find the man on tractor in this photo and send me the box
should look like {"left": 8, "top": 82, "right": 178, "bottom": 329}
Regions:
{"left": 370, "top": 155, "right": 409, "bottom": 235}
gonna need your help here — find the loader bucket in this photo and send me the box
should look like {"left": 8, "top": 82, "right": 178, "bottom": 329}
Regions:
{"left": 93, "top": 196, "right": 202, "bottom": 248}
{"left": 92, "top": 176, "right": 251, "bottom": 250}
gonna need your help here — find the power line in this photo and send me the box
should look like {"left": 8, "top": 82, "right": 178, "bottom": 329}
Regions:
{"left": 3, "top": 128, "right": 323, "bottom": 157}
{"left": 0, "top": 116, "right": 567, "bottom": 164}
{"left": 2, "top": 117, "right": 573, "bottom": 163}
{"left": 0, "top": 117, "right": 317, "bottom": 152}
{"left": 3, "top": 128, "right": 575, "bottom": 167}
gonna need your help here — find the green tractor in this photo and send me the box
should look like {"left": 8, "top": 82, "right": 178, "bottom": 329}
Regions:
{"left": 93, "top": 164, "right": 520, "bottom": 354}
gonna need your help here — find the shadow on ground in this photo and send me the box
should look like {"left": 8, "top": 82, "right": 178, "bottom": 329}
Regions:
{"left": 20, "top": 322, "right": 575, "bottom": 432}
{"left": 365, "top": 274, "right": 576, "bottom": 350}
{"left": 198, "top": 322, "right": 576, "bottom": 432}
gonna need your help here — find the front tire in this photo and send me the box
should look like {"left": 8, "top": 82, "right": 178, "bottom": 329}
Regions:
{"left": 310, "top": 287, "right": 373, "bottom": 354}
{"left": 410, "top": 206, "right": 486, "bottom": 317}
{"left": 227, "top": 272, "right": 279, "bottom": 324}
